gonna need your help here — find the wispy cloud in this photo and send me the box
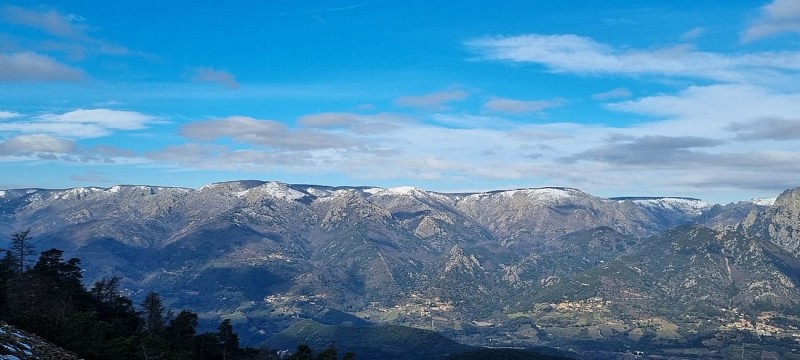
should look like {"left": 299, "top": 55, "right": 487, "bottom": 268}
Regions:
{"left": 297, "top": 112, "right": 361, "bottom": 128}
{"left": 592, "top": 88, "right": 632, "bottom": 100}
{"left": 0, "top": 111, "right": 21, "bottom": 119}
{"left": 180, "top": 116, "right": 357, "bottom": 151}
{"left": 394, "top": 89, "right": 469, "bottom": 110}
{"left": 569, "top": 135, "right": 725, "bottom": 166}
{"left": 1, "top": 5, "right": 135, "bottom": 62}
{"left": 466, "top": 34, "right": 800, "bottom": 84}
{"left": 0, "top": 52, "right": 84, "bottom": 82}
{"left": 190, "top": 67, "right": 240, "bottom": 89}
{"left": 482, "top": 97, "right": 563, "bottom": 114}
{"left": 743, "top": 0, "right": 800, "bottom": 42}
{"left": 0, "top": 108, "right": 162, "bottom": 138}
{"left": 727, "top": 117, "right": 800, "bottom": 141}
{"left": 2, "top": 6, "right": 86, "bottom": 39}
{"left": 0, "top": 134, "right": 75, "bottom": 155}
{"left": 680, "top": 27, "right": 705, "bottom": 42}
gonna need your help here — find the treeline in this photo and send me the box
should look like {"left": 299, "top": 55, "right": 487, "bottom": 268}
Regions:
{"left": 0, "top": 230, "right": 352, "bottom": 360}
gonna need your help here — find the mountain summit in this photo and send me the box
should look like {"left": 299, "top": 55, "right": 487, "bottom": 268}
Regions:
{"left": 1, "top": 181, "right": 797, "bottom": 357}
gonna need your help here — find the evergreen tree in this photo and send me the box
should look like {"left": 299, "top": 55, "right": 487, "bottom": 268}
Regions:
{"left": 90, "top": 276, "right": 122, "bottom": 304}
{"left": 217, "top": 318, "right": 240, "bottom": 360}
{"left": 9, "top": 229, "right": 35, "bottom": 274}
{"left": 317, "top": 346, "right": 337, "bottom": 360}
{"left": 140, "top": 291, "right": 168, "bottom": 359}
{"left": 166, "top": 310, "right": 199, "bottom": 360}
{"left": 287, "top": 344, "right": 314, "bottom": 360}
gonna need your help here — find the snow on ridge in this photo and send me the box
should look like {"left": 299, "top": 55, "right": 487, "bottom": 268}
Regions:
{"left": 305, "top": 187, "right": 333, "bottom": 197}
{"left": 378, "top": 186, "right": 425, "bottom": 196}
{"left": 749, "top": 197, "right": 777, "bottom": 206}
{"left": 630, "top": 197, "right": 710, "bottom": 215}
{"left": 53, "top": 187, "right": 105, "bottom": 200}
{"left": 0, "top": 190, "right": 5, "bottom": 198}
{"left": 362, "top": 187, "right": 385, "bottom": 195}
{"left": 499, "top": 187, "right": 578, "bottom": 201}
{"left": 238, "top": 182, "right": 306, "bottom": 201}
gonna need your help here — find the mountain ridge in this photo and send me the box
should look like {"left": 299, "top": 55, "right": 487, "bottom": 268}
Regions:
{"left": 1, "top": 180, "right": 798, "bottom": 358}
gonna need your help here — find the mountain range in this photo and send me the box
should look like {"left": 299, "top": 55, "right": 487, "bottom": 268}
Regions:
{"left": 1, "top": 181, "right": 799, "bottom": 358}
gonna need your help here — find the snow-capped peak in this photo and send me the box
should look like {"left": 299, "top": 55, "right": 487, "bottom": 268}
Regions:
{"left": 381, "top": 186, "right": 425, "bottom": 196}
{"left": 749, "top": 197, "right": 777, "bottom": 206}
{"left": 499, "top": 187, "right": 578, "bottom": 201}
{"left": 628, "top": 197, "right": 710, "bottom": 216}
{"left": 238, "top": 182, "right": 306, "bottom": 201}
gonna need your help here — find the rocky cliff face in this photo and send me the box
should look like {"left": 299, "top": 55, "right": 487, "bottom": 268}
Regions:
{"left": 744, "top": 187, "right": 800, "bottom": 257}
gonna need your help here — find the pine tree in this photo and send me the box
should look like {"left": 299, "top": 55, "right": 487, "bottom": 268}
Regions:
{"left": 140, "top": 291, "right": 168, "bottom": 359}
{"left": 317, "top": 346, "right": 337, "bottom": 360}
{"left": 166, "top": 310, "right": 199, "bottom": 360}
{"left": 9, "top": 229, "right": 35, "bottom": 274}
{"left": 217, "top": 318, "right": 240, "bottom": 360}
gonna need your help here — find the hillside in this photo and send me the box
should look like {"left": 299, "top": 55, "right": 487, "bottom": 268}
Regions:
{"left": 1, "top": 181, "right": 798, "bottom": 358}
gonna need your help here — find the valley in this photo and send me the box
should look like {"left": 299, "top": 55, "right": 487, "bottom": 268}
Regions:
{"left": 1, "top": 181, "right": 799, "bottom": 358}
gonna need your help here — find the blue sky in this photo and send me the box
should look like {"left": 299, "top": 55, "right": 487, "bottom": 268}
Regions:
{"left": 2, "top": 1, "right": 800, "bottom": 203}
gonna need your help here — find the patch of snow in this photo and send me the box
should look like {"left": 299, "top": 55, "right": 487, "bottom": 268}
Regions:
{"left": 1, "top": 353, "right": 21, "bottom": 360}
{"left": 631, "top": 198, "right": 710, "bottom": 215}
{"left": 373, "top": 186, "right": 426, "bottom": 197}
{"left": 362, "top": 187, "right": 385, "bottom": 195}
{"left": 749, "top": 197, "right": 777, "bottom": 206}
{"left": 246, "top": 182, "right": 306, "bottom": 201}
{"left": 108, "top": 185, "right": 122, "bottom": 193}
{"left": 305, "top": 187, "right": 332, "bottom": 197}
{"left": 500, "top": 188, "right": 576, "bottom": 201}
{"left": 54, "top": 187, "right": 103, "bottom": 200}
{"left": 0, "top": 190, "right": 5, "bottom": 197}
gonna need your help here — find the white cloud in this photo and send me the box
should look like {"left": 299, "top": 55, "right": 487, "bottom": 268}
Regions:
{"left": 466, "top": 34, "right": 800, "bottom": 84}
{"left": 38, "top": 108, "right": 160, "bottom": 131}
{"left": 482, "top": 97, "right": 563, "bottom": 114}
{"left": 0, "top": 111, "right": 21, "bottom": 119}
{"left": 607, "top": 84, "right": 800, "bottom": 135}
{"left": 727, "top": 117, "right": 800, "bottom": 140}
{"left": 190, "top": 67, "right": 240, "bottom": 89}
{"left": 0, "top": 121, "right": 110, "bottom": 138}
{"left": 680, "top": 27, "right": 705, "bottom": 42}
{"left": 2, "top": 6, "right": 86, "bottom": 39}
{"left": 296, "top": 112, "right": 410, "bottom": 134}
{"left": 592, "top": 88, "right": 632, "bottom": 100}
{"left": 0, "top": 109, "right": 161, "bottom": 138}
{"left": 297, "top": 112, "right": 361, "bottom": 128}
{"left": 1, "top": 6, "right": 137, "bottom": 62}
{"left": 180, "top": 116, "right": 357, "bottom": 150}
{"left": 0, "top": 52, "right": 84, "bottom": 82}
{"left": 0, "top": 134, "right": 75, "bottom": 154}
{"left": 743, "top": 0, "right": 800, "bottom": 42}
{"left": 394, "top": 89, "right": 469, "bottom": 110}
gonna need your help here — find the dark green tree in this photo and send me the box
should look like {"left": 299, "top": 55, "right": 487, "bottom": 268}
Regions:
{"left": 140, "top": 291, "right": 168, "bottom": 360}
{"left": 9, "top": 229, "right": 35, "bottom": 274}
{"left": 90, "top": 276, "right": 122, "bottom": 304}
{"left": 317, "top": 346, "right": 337, "bottom": 360}
{"left": 217, "top": 319, "right": 240, "bottom": 360}
{"left": 287, "top": 344, "right": 313, "bottom": 360}
{"left": 166, "top": 310, "right": 199, "bottom": 360}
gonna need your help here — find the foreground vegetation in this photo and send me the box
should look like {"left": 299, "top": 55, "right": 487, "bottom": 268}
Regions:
{"left": 0, "top": 230, "right": 348, "bottom": 360}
